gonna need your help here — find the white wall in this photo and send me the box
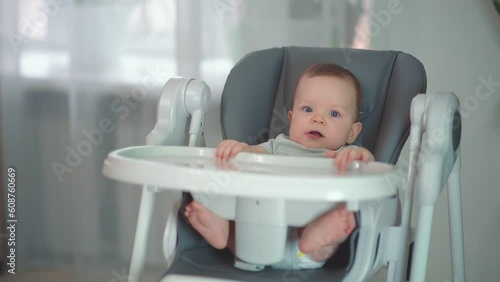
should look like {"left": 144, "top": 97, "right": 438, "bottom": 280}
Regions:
{"left": 370, "top": 0, "right": 500, "bottom": 281}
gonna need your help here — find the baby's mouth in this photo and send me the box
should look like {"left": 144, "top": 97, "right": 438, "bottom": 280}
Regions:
{"left": 307, "top": 131, "right": 324, "bottom": 137}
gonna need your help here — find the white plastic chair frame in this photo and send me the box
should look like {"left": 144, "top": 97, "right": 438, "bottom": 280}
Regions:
{"left": 114, "top": 78, "right": 465, "bottom": 282}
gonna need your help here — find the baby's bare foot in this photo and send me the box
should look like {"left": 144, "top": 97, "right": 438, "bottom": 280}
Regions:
{"left": 184, "top": 200, "right": 229, "bottom": 249}
{"left": 298, "top": 203, "right": 355, "bottom": 261}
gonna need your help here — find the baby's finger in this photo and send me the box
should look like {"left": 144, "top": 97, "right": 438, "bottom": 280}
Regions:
{"left": 335, "top": 151, "right": 347, "bottom": 171}
{"left": 217, "top": 146, "right": 229, "bottom": 159}
{"left": 339, "top": 151, "right": 350, "bottom": 170}
{"left": 215, "top": 143, "right": 224, "bottom": 158}
{"left": 360, "top": 152, "right": 370, "bottom": 162}
{"left": 222, "top": 143, "right": 235, "bottom": 160}
{"left": 216, "top": 141, "right": 232, "bottom": 158}
{"left": 344, "top": 150, "right": 358, "bottom": 170}
{"left": 216, "top": 143, "right": 229, "bottom": 159}
{"left": 230, "top": 143, "right": 245, "bottom": 159}
{"left": 229, "top": 143, "right": 243, "bottom": 159}
{"left": 340, "top": 151, "right": 351, "bottom": 171}
{"left": 345, "top": 150, "right": 354, "bottom": 165}
{"left": 347, "top": 150, "right": 360, "bottom": 164}
{"left": 363, "top": 151, "right": 375, "bottom": 162}
{"left": 333, "top": 151, "right": 342, "bottom": 170}
{"left": 229, "top": 144, "right": 242, "bottom": 158}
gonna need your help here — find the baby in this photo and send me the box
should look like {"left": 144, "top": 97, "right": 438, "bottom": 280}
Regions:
{"left": 184, "top": 63, "right": 374, "bottom": 269}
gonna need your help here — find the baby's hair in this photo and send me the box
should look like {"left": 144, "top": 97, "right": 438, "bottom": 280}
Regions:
{"left": 295, "top": 63, "right": 362, "bottom": 121}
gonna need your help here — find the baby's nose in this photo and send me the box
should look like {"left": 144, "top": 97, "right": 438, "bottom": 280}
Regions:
{"left": 311, "top": 115, "right": 325, "bottom": 124}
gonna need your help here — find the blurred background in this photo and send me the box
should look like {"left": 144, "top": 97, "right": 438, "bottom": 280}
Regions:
{"left": 0, "top": 0, "right": 499, "bottom": 281}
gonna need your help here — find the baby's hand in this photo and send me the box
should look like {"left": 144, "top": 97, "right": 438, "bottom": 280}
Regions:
{"left": 326, "top": 146, "right": 374, "bottom": 171}
{"left": 216, "top": 140, "right": 251, "bottom": 160}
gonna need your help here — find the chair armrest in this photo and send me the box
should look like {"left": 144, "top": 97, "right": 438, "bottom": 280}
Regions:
{"left": 146, "top": 77, "right": 211, "bottom": 146}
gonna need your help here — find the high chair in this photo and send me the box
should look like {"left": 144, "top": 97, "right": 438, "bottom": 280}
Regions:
{"left": 102, "top": 47, "right": 465, "bottom": 282}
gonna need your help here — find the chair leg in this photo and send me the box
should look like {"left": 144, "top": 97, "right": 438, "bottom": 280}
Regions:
{"left": 129, "top": 186, "right": 157, "bottom": 282}
{"left": 447, "top": 158, "right": 466, "bottom": 282}
{"left": 409, "top": 205, "right": 434, "bottom": 282}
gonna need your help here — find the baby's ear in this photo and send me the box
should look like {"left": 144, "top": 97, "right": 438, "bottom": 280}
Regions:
{"left": 347, "top": 122, "right": 362, "bottom": 144}
{"left": 288, "top": 111, "right": 293, "bottom": 121}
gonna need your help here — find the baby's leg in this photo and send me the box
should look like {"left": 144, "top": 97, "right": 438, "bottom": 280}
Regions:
{"left": 184, "top": 200, "right": 230, "bottom": 249}
{"left": 298, "top": 203, "right": 355, "bottom": 262}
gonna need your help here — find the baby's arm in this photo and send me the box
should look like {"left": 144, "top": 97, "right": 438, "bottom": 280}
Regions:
{"left": 326, "top": 146, "right": 374, "bottom": 171}
{"left": 216, "top": 140, "right": 268, "bottom": 160}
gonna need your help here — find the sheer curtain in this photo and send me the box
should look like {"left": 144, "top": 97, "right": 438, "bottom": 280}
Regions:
{"left": 0, "top": 0, "right": 367, "bottom": 280}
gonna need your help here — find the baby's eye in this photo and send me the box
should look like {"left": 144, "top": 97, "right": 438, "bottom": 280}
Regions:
{"left": 302, "top": 106, "right": 312, "bottom": 113}
{"left": 330, "top": 111, "right": 340, "bottom": 117}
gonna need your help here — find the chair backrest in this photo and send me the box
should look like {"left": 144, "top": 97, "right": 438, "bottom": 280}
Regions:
{"left": 221, "top": 46, "right": 427, "bottom": 164}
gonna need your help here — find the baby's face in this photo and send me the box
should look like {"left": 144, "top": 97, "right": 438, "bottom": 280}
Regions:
{"left": 288, "top": 75, "right": 361, "bottom": 150}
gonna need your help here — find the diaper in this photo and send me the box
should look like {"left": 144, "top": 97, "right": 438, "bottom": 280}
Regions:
{"left": 271, "top": 228, "right": 326, "bottom": 270}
